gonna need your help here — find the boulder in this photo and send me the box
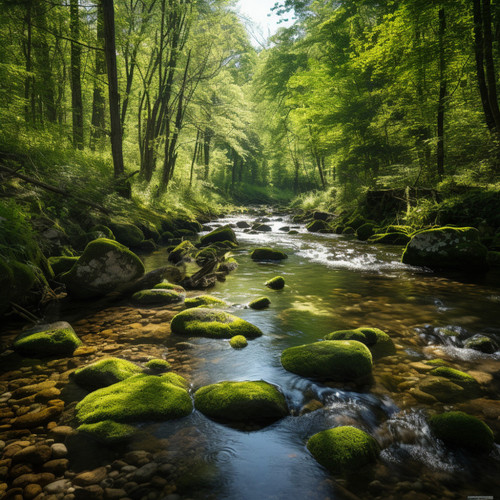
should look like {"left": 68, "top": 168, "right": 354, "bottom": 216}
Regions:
{"left": 307, "top": 426, "right": 379, "bottom": 473}
{"left": 72, "top": 358, "right": 142, "bottom": 390}
{"left": 13, "top": 321, "right": 82, "bottom": 357}
{"left": 77, "top": 420, "right": 137, "bottom": 444}
{"left": 313, "top": 211, "right": 331, "bottom": 221}
{"left": 132, "top": 289, "right": 185, "bottom": 306}
{"left": 413, "top": 375, "right": 478, "bottom": 403}
{"left": 250, "top": 248, "right": 288, "bottom": 261}
{"left": 236, "top": 221, "right": 250, "bottom": 228}
{"left": 249, "top": 297, "right": 271, "bottom": 310}
{"left": 48, "top": 256, "right": 79, "bottom": 277}
{"left": 108, "top": 222, "right": 144, "bottom": 247}
{"left": 171, "top": 308, "right": 262, "bottom": 339}
{"left": 281, "top": 340, "right": 372, "bottom": 382}
{"left": 168, "top": 240, "right": 196, "bottom": 264}
{"left": 368, "top": 232, "right": 410, "bottom": 245}
{"left": 265, "top": 276, "right": 285, "bottom": 290}
{"left": 60, "top": 238, "right": 145, "bottom": 298}
{"left": 306, "top": 220, "right": 329, "bottom": 232}
{"left": 401, "top": 226, "right": 488, "bottom": 271}
{"left": 194, "top": 380, "right": 288, "bottom": 423}
{"left": 252, "top": 223, "right": 272, "bottom": 232}
{"left": 324, "top": 327, "right": 395, "bottom": 359}
{"left": 184, "top": 295, "right": 227, "bottom": 309}
{"left": 356, "top": 223, "right": 377, "bottom": 241}
{"left": 144, "top": 359, "right": 171, "bottom": 373}
{"left": 153, "top": 281, "right": 186, "bottom": 293}
{"left": 229, "top": 335, "right": 248, "bottom": 349}
{"left": 200, "top": 225, "right": 237, "bottom": 246}
{"left": 464, "top": 335, "right": 498, "bottom": 354}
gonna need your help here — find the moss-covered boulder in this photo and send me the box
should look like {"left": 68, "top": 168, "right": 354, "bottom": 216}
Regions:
{"left": 428, "top": 367, "right": 480, "bottom": 393}
{"left": 194, "top": 381, "right": 288, "bottom": 424}
{"left": 77, "top": 420, "right": 137, "bottom": 444}
{"left": 464, "top": 335, "right": 497, "bottom": 353}
{"left": 250, "top": 248, "right": 288, "bottom": 261}
{"left": 48, "top": 256, "right": 79, "bottom": 277}
{"left": 356, "top": 223, "right": 377, "bottom": 241}
{"left": 324, "top": 327, "right": 395, "bottom": 359}
{"left": 72, "top": 357, "right": 142, "bottom": 390}
{"left": 153, "top": 281, "right": 186, "bottom": 294}
{"left": 168, "top": 240, "right": 195, "bottom": 264}
{"left": 195, "top": 247, "right": 218, "bottom": 266}
{"left": 265, "top": 276, "right": 285, "bottom": 290}
{"left": 89, "top": 225, "right": 115, "bottom": 240}
{"left": 368, "top": 232, "right": 411, "bottom": 245}
{"left": 306, "top": 220, "right": 330, "bottom": 232}
{"left": 171, "top": 308, "right": 262, "bottom": 339}
{"left": 281, "top": 340, "right": 373, "bottom": 382}
{"left": 229, "top": 335, "right": 248, "bottom": 349}
{"left": 249, "top": 296, "right": 271, "bottom": 310}
{"left": 429, "top": 411, "right": 494, "bottom": 452}
{"left": 76, "top": 373, "right": 192, "bottom": 423}
{"left": 342, "top": 226, "right": 355, "bottom": 235}
{"left": 145, "top": 359, "right": 171, "bottom": 373}
{"left": 200, "top": 225, "right": 237, "bottom": 246}
{"left": 109, "top": 222, "right": 144, "bottom": 248}
{"left": 184, "top": 295, "right": 227, "bottom": 309}
{"left": 307, "top": 426, "right": 379, "bottom": 473}
{"left": 132, "top": 288, "right": 184, "bottom": 306}
{"left": 61, "top": 238, "right": 145, "bottom": 298}
{"left": 13, "top": 321, "right": 82, "bottom": 358}
{"left": 413, "top": 374, "right": 479, "bottom": 403}
{"left": 218, "top": 257, "right": 238, "bottom": 273}
{"left": 402, "top": 227, "right": 489, "bottom": 271}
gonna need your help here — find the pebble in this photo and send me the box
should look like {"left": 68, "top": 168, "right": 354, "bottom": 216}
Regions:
{"left": 12, "top": 444, "right": 52, "bottom": 464}
{"left": 51, "top": 442, "right": 68, "bottom": 458}
{"left": 129, "top": 463, "right": 158, "bottom": 483}
{"left": 44, "top": 479, "right": 71, "bottom": 495}
{"left": 23, "top": 483, "right": 42, "bottom": 499}
{"left": 73, "top": 467, "right": 108, "bottom": 487}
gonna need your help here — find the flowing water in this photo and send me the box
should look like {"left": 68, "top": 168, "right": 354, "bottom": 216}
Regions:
{"left": 141, "top": 214, "right": 500, "bottom": 500}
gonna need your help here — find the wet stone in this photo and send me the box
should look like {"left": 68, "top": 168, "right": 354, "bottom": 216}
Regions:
{"left": 43, "top": 458, "right": 69, "bottom": 475}
{"left": 73, "top": 484, "right": 104, "bottom": 500}
{"left": 73, "top": 467, "right": 108, "bottom": 487}
{"left": 12, "top": 444, "right": 52, "bottom": 464}
{"left": 51, "top": 442, "right": 68, "bottom": 457}
{"left": 23, "top": 483, "right": 42, "bottom": 499}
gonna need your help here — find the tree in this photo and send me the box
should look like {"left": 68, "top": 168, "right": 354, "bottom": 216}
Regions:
{"left": 70, "top": 0, "right": 84, "bottom": 149}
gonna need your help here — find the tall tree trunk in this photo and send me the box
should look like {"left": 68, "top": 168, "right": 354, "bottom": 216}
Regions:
{"left": 203, "top": 128, "right": 213, "bottom": 180}
{"left": 189, "top": 129, "right": 200, "bottom": 188}
{"left": 70, "top": 0, "right": 84, "bottom": 149}
{"left": 437, "top": 8, "right": 447, "bottom": 180}
{"left": 24, "top": 2, "right": 33, "bottom": 123}
{"left": 101, "top": 0, "right": 124, "bottom": 178}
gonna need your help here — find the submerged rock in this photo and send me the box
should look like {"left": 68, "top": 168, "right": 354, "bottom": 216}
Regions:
{"left": 77, "top": 420, "right": 137, "bottom": 444}
{"left": 153, "top": 281, "right": 186, "bottom": 293}
{"left": 184, "top": 295, "right": 227, "bottom": 309}
{"left": 194, "top": 380, "right": 288, "bottom": 423}
{"left": 250, "top": 248, "right": 288, "bottom": 261}
{"left": 168, "top": 240, "right": 195, "bottom": 263}
{"left": 249, "top": 296, "right": 271, "bottom": 310}
{"left": 281, "top": 340, "right": 373, "bottom": 382}
{"left": 324, "top": 327, "right": 395, "bottom": 359}
{"left": 265, "top": 276, "right": 285, "bottom": 290}
{"left": 132, "top": 288, "right": 185, "bottom": 306}
{"left": 306, "top": 220, "right": 330, "bottom": 232}
{"left": 464, "top": 335, "right": 498, "bottom": 354}
{"left": 200, "top": 225, "right": 237, "bottom": 246}
{"left": 171, "top": 308, "right": 262, "bottom": 339}
{"left": 229, "top": 335, "right": 248, "bottom": 349}
{"left": 307, "top": 426, "right": 379, "bottom": 473}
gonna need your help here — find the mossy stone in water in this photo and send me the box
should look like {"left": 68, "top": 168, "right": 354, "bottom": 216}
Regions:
{"left": 145, "top": 359, "right": 171, "bottom": 372}
{"left": 229, "top": 335, "right": 248, "bottom": 349}
{"left": 195, "top": 247, "right": 218, "bottom": 266}
{"left": 77, "top": 420, "right": 136, "bottom": 444}
{"left": 200, "top": 225, "right": 237, "bottom": 246}
{"left": 429, "top": 411, "right": 494, "bottom": 452}
{"left": 218, "top": 257, "right": 238, "bottom": 273}
{"left": 76, "top": 373, "right": 192, "bottom": 424}
{"left": 307, "top": 426, "right": 379, "bottom": 473}
{"left": 153, "top": 281, "right": 186, "bottom": 294}
{"left": 324, "top": 327, "right": 395, "bottom": 359}
{"left": 265, "top": 276, "right": 285, "bottom": 290}
{"left": 368, "top": 232, "right": 411, "bottom": 245}
{"left": 249, "top": 296, "right": 271, "bottom": 310}
{"left": 415, "top": 376, "right": 475, "bottom": 403}
{"left": 184, "top": 295, "right": 227, "bottom": 309}
{"left": 72, "top": 357, "right": 142, "bottom": 390}
{"left": 250, "top": 248, "right": 288, "bottom": 261}
{"left": 464, "top": 335, "right": 497, "bottom": 354}
{"left": 13, "top": 321, "right": 82, "bottom": 358}
{"left": 48, "top": 256, "right": 79, "bottom": 277}
{"left": 356, "top": 223, "right": 377, "bottom": 241}
{"left": 429, "top": 367, "right": 480, "bottom": 392}
{"left": 194, "top": 380, "right": 288, "bottom": 423}
{"left": 168, "top": 240, "right": 195, "bottom": 263}
{"left": 306, "top": 220, "right": 329, "bottom": 232}
{"left": 171, "top": 308, "right": 262, "bottom": 339}
{"left": 109, "top": 222, "right": 144, "bottom": 247}
{"left": 132, "top": 289, "right": 184, "bottom": 306}
{"left": 281, "top": 340, "right": 373, "bottom": 382}
{"left": 89, "top": 225, "right": 115, "bottom": 240}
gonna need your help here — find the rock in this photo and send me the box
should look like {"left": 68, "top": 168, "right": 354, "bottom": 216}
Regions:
{"left": 144, "top": 359, "right": 171, "bottom": 373}
{"left": 44, "top": 479, "right": 70, "bottom": 495}
{"left": 108, "top": 222, "right": 144, "bottom": 248}
{"left": 103, "top": 488, "right": 127, "bottom": 500}
{"left": 252, "top": 223, "right": 272, "bottom": 232}
{"left": 130, "top": 463, "right": 158, "bottom": 483}
{"left": 24, "top": 483, "right": 42, "bottom": 499}
{"left": 12, "top": 381, "right": 57, "bottom": 398}
{"left": 401, "top": 227, "right": 488, "bottom": 271}
{"left": 72, "top": 358, "right": 143, "bottom": 390}
{"left": 414, "top": 377, "right": 470, "bottom": 403}
{"left": 429, "top": 411, "right": 494, "bottom": 452}
{"left": 342, "top": 226, "right": 355, "bottom": 235}
{"left": 265, "top": 276, "right": 285, "bottom": 290}
{"left": 281, "top": 340, "right": 373, "bottom": 382}
{"left": 306, "top": 220, "right": 330, "bottom": 232}
{"left": 313, "top": 211, "right": 331, "bottom": 221}
{"left": 49, "top": 426, "right": 75, "bottom": 441}
{"left": 428, "top": 366, "right": 480, "bottom": 394}
{"left": 184, "top": 295, "right": 227, "bottom": 309}
{"left": 48, "top": 256, "right": 79, "bottom": 277}
{"left": 368, "top": 232, "right": 410, "bottom": 245}
{"left": 13, "top": 472, "right": 55, "bottom": 488}
{"left": 464, "top": 335, "right": 497, "bottom": 354}
{"left": 236, "top": 221, "right": 250, "bottom": 228}
{"left": 250, "top": 248, "right": 288, "bottom": 261}
{"left": 13, "top": 321, "right": 82, "bottom": 358}
{"left": 324, "top": 327, "right": 396, "bottom": 359}
{"left": 200, "top": 226, "right": 237, "bottom": 246}
{"left": 194, "top": 380, "right": 288, "bottom": 424}
{"left": 12, "top": 444, "right": 52, "bottom": 465}
{"left": 61, "top": 239, "right": 145, "bottom": 298}
{"left": 43, "top": 458, "right": 69, "bottom": 475}
{"left": 307, "top": 426, "right": 379, "bottom": 472}
{"left": 229, "top": 335, "right": 248, "bottom": 349}
{"left": 248, "top": 297, "right": 271, "bottom": 310}
{"left": 73, "top": 467, "right": 108, "bottom": 487}
{"left": 356, "top": 223, "right": 377, "bottom": 241}
{"left": 12, "top": 405, "right": 62, "bottom": 429}
{"left": 76, "top": 373, "right": 192, "bottom": 424}
{"left": 77, "top": 421, "right": 137, "bottom": 444}
{"left": 167, "top": 240, "right": 195, "bottom": 264}
{"left": 152, "top": 282, "right": 186, "bottom": 293}
{"left": 74, "top": 484, "right": 104, "bottom": 500}
{"left": 50, "top": 443, "right": 67, "bottom": 458}
{"left": 171, "top": 308, "right": 262, "bottom": 339}
{"left": 131, "top": 289, "right": 184, "bottom": 306}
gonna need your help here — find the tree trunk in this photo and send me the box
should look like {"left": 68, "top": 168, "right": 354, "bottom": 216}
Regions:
{"left": 24, "top": 2, "right": 33, "bottom": 123}
{"left": 189, "top": 129, "right": 200, "bottom": 188}
{"left": 203, "top": 128, "right": 213, "bottom": 180}
{"left": 437, "top": 8, "right": 446, "bottom": 180}
{"left": 70, "top": 0, "right": 84, "bottom": 149}
{"left": 101, "top": 0, "right": 125, "bottom": 178}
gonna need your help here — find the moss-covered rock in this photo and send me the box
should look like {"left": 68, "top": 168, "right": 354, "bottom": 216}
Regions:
{"left": 195, "top": 247, "right": 218, "bottom": 266}
{"left": 160, "top": 231, "right": 175, "bottom": 244}
{"left": 194, "top": 380, "right": 288, "bottom": 423}
{"left": 249, "top": 296, "right": 271, "bottom": 310}
{"left": 218, "top": 257, "right": 238, "bottom": 273}
{"left": 145, "top": 359, "right": 171, "bottom": 372}
{"left": 464, "top": 335, "right": 498, "bottom": 353}
{"left": 132, "top": 288, "right": 185, "bottom": 306}
{"left": 109, "top": 222, "right": 144, "bottom": 248}
{"left": 77, "top": 420, "right": 136, "bottom": 444}
{"left": 250, "top": 248, "right": 288, "bottom": 261}
{"left": 76, "top": 373, "right": 192, "bottom": 423}
{"left": 48, "top": 256, "right": 79, "bottom": 277}
{"left": 60, "top": 238, "right": 145, "bottom": 298}
{"left": 200, "top": 225, "right": 237, "bottom": 246}
{"left": 72, "top": 357, "right": 142, "bottom": 390}
{"left": 265, "top": 276, "right": 285, "bottom": 290}
{"left": 414, "top": 375, "right": 479, "bottom": 403}
{"left": 184, "top": 295, "right": 227, "bottom": 309}
{"left": 368, "top": 232, "right": 411, "bottom": 245}
{"left": 342, "top": 226, "right": 355, "bottom": 235}
{"left": 252, "top": 223, "right": 272, "bottom": 232}
{"left": 89, "top": 225, "right": 115, "bottom": 240}
{"left": 307, "top": 426, "right": 379, "bottom": 473}
{"left": 306, "top": 220, "right": 330, "bottom": 232}
{"left": 13, "top": 321, "right": 82, "bottom": 358}
{"left": 171, "top": 308, "right": 262, "bottom": 339}
{"left": 168, "top": 240, "right": 195, "bottom": 264}
{"left": 324, "top": 327, "right": 395, "bottom": 359}
{"left": 429, "top": 411, "right": 494, "bottom": 452}
{"left": 281, "top": 340, "right": 373, "bottom": 382}
{"left": 402, "top": 226, "right": 489, "bottom": 271}
{"left": 229, "top": 335, "right": 248, "bottom": 349}
{"left": 356, "top": 223, "right": 377, "bottom": 241}
{"left": 428, "top": 367, "right": 480, "bottom": 392}
{"left": 153, "top": 281, "right": 186, "bottom": 293}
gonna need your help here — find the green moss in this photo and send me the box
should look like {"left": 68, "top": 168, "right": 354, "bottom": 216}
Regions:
{"left": 168, "top": 240, "right": 195, "bottom": 263}
{"left": 429, "top": 411, "right": 494, "bottom": 452}
{"left": 356, "top": 223, "right": 377, "bottom": 241}
{"left": 195, "top": 247, "right": 218, "bottom": 266}
{"left": 424, "top": 358, "right": 448, "bottom": 367}
{"left": 346, "top": 215, "right": 367, "bottom": 230}
{"left": 153, "top": 281, "right": 186, "bottom": 293}
{"left": 76, "top": 373, "right": 192, "bottom": 424}
{"left": 281, "top": 340, "right": 373, "bottom": 381}
{"left": 109, "top": 222, "right": 144, "bottom": 247}
{"left": 132, "top": 288, "right": 184, "bottom": 306}
{"left": 464, "top": 335, "right": 497, "bottom": 353}
{"left": 77, "top": 420, "right": 136, "bottom": 444}
{"left": 212, "top": 240, "right": 239, "bottom": 249}
{"left": 48, "top": 256, "right": 79, "bottom": 276}
{"left": 194, "top": 380, "right": 288, "bottom": 423}
{"left": 415, "top": 376, "right": 478, "bottom": 403}
{"left": 184, "top": 295, "right": 227, "bottom": 309}
{"left": 171, "top": 308, "right": 262, "bottom": 339}
{"left": 342, "top": 226, "right": 355, "bottom": 235}
{"left": 89, "top": 225, "right": 115, "bottom": 240}
{"left": 324, "top": 327, "right": 395, "bottom": 359}
{"left": 229, "top": 335, "right": 248, "bottom": 349}
{"left": 307, "top": 426, "right": 379, "bottom": 473}
{"left": 306, "top": 220, "right": 330, "bottom": 232}
{"left": 218, "top": 257, "right": 238, "bottom": 273}
{"left": 145, "top": 359, "right": 171, "bottom": 372}
{"left": 265, "top": 276, "right": 285, "bottom": 290}
{"left": 249, "top": 296, "right": 271, "bottom": 310}
{"left": 368, "top": 232, "right": 411, "bottom": 245}
{"left": 200, "top": 225, "right": 237, "bottom": 246}
{"left": 429, "top": 367, "right": 479, "bottom": 391}
{"left": 72, "top": 357, "right": 142, "bottom": 390}
{"left": 14, "top": 322, "right": 82, "bottom": 357}
{"left": 250, "top": 248, "right": 288, "bottom": 261}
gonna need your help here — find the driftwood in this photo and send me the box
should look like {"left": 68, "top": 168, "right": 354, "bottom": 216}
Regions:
{"left": 181, "top": 259, "right": 219, "bottom": 290}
